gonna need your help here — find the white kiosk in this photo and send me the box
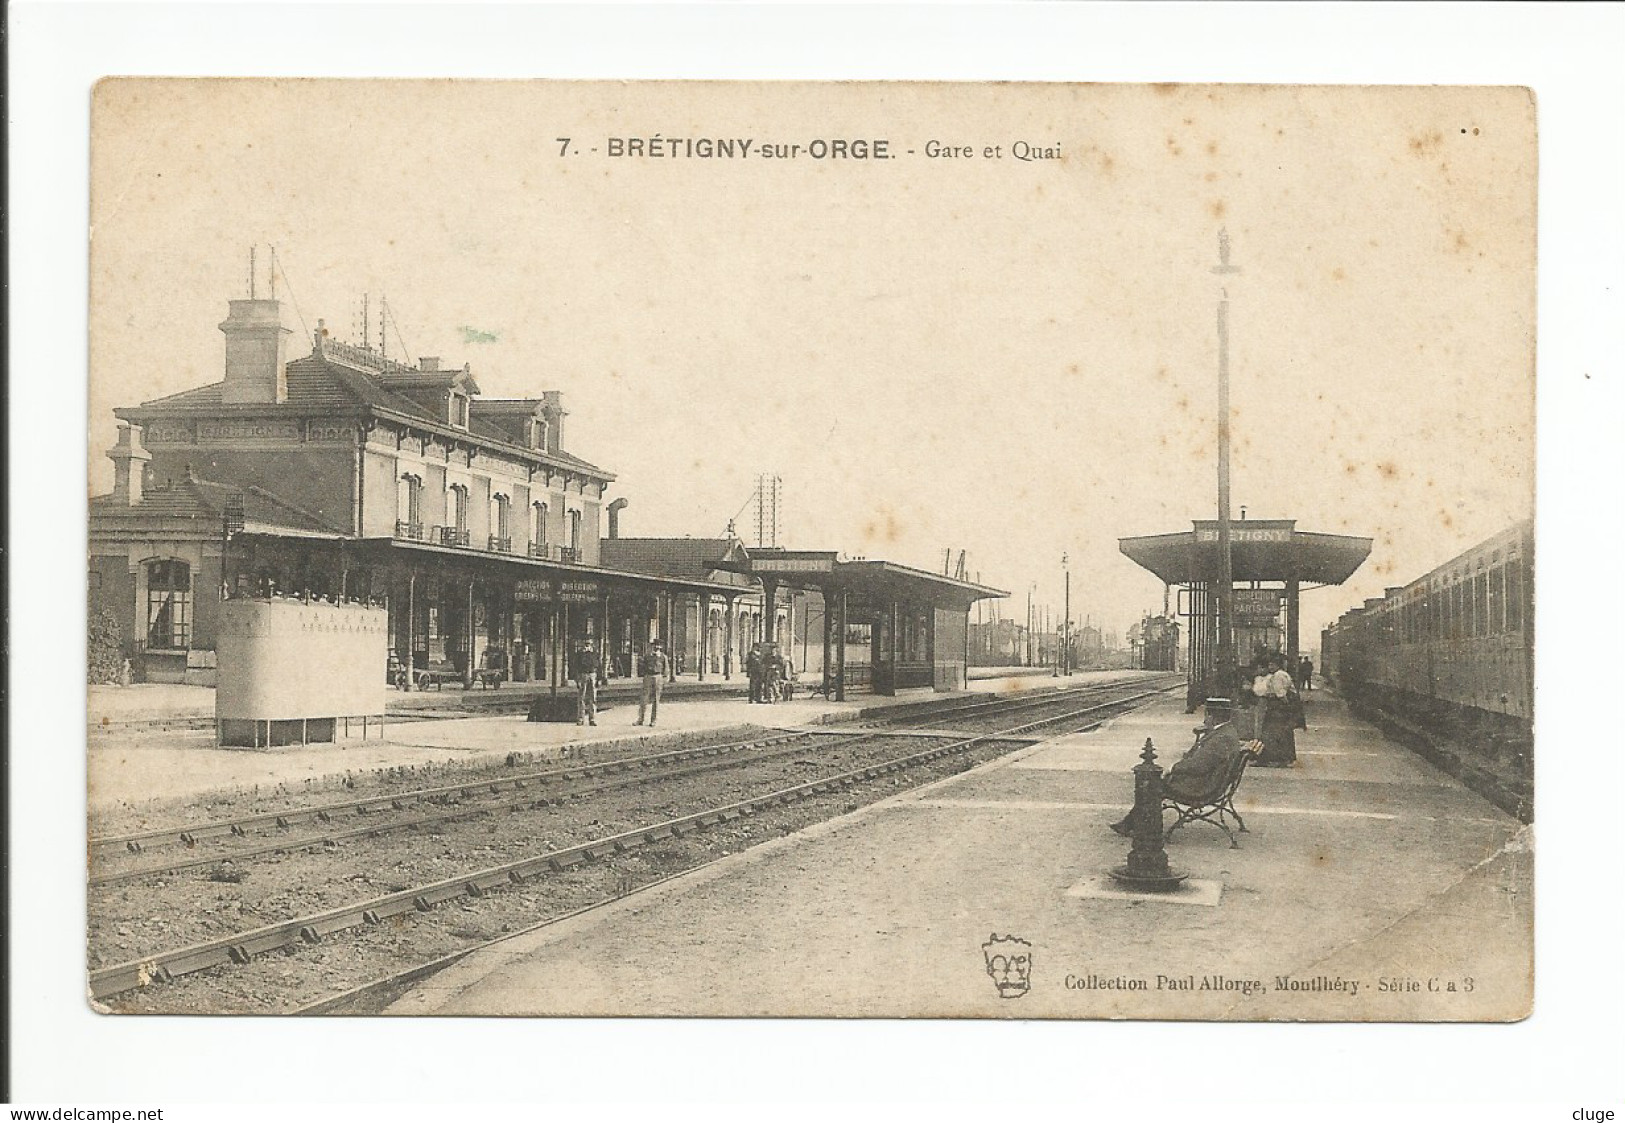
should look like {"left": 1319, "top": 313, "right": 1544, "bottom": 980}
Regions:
{"left": 215, "top": 597, "right": 388, "bottom": 747}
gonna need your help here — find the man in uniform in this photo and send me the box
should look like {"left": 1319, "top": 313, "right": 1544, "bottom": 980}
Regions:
{"left": 572, "top": 640, "right": 599, "bottom": 726}
{"left": 1110, "top": 697, "right": 1254, "bottom": 836}
{"left": 746, "top": 642, "right": 765, "bottom": 704}
{"left": 636, "top": 638, "right": 669, "bottom": 726}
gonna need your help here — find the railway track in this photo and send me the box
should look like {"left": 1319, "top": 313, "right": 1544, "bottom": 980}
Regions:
{"left": 90, "top": 675, "right": 1178, "bottom": 1008}
{"left": 90, "top": 676, "right": 1162, "bottom": 879}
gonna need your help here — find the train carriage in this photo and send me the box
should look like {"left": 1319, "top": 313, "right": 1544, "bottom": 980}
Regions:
{"left": 1322, "top": 521, "right": 1532, "bottom": 819}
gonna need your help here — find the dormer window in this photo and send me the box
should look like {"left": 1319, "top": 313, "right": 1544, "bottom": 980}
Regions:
{"left": 528, "top": 417, "right": 549, "bottom": 450}
{"left": 449, "top": 392, "right": 469, "bottom": 429}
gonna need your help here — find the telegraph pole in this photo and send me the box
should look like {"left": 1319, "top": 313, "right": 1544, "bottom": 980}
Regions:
{"left": 1026, "top": 584, "right": 1035, "bottom": 667}
{"left": 1062, "top": 552, "right": 1072, "bottom": 677}
{"left": 1212, "top": 229, "right": 1242, "bottom": 682}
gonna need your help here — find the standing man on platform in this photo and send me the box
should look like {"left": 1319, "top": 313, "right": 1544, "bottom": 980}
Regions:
{"left": 746, "top": 642, "right": 765, "bottom": 704}
{"left": 637, "top": 638, "right": 669, "bottom": 726}
{"left": 572, "top": 640, "right": 599, "bottom": 727}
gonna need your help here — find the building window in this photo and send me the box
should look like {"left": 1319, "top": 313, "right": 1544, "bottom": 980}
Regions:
{"left": 146, "top": 559, "right": 192, "bottom": 649}
{"left": 397, "top": 474, "right": 423, "bottom": 538}
{"left": 452, "top": 485, "right": 469, "bottom": 531}
{"left": 528, "top": 418, "right": 549, "bottom": 450}
{"left": 532, "top": 502, "right": 549, "bottom": 554}
{"left": 490, "top": 493, "right": 511, "bottom": 551}
{"left": 449, "top": 392, "right": 469, "bottom": 429}
{"left": 569, "top": 509, "right": 582, "bottom": 552}
{"left": 443, "top": 483, "right": 470, "bottom": 546}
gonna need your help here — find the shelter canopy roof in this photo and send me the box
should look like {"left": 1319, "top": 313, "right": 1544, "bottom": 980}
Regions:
{"left": 1119, "top": 520, "right": 1372, "bottom": 587}
{"left": 725, "top": 548, "right": 1007, "bottom": 612}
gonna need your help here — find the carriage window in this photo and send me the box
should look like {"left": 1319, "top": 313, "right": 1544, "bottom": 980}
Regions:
{"left": 1487, "top": 566, "right": 1506, "bottom": 634}
{"left": 1449, "top": 582, "right": 1463, "bottom": 640}
{"left": 1472, "top": 573, "right": 1487, "bottom": 637}
{"left": 146, "top": 559, "right": 192, "bottom": 649}
{"left": 1505, "top": 560, "right": 1524, "bottom": 632}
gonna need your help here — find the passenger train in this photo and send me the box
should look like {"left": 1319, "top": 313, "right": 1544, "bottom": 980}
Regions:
{"left": 1321, "top": 520, "right": 1532, "bottom": 819}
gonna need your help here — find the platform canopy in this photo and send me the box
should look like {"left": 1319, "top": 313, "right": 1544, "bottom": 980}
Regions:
{"left": 725, "top": 549, "right": 1007, "bottom": 610}
{"left": 1118, "top": 520, "right": 1372, "bottom": 588}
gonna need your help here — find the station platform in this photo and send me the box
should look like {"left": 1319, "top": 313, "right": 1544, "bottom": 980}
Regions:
{"left": 388, "top": 690, "right": 1532, "bottom": 1022}
{"left": 87, "top": 669, "right": 1134, "bottom": 813}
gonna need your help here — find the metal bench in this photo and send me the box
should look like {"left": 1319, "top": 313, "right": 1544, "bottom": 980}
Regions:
{"left": 1162, "top": 744, "right": 1261, "bottom": 848}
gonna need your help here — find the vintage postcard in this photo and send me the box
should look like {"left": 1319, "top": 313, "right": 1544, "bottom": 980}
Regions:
{"left": 86, "top": 80, "right": 1534, "bottom": 1020}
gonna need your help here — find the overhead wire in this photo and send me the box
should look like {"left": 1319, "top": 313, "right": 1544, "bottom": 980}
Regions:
{"left": 268, "top": 246, "right": 312, "bottom": 341}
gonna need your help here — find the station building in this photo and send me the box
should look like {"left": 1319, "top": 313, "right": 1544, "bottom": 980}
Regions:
{"left": 90, "top": 297, "right": 1004, "bottom": 698}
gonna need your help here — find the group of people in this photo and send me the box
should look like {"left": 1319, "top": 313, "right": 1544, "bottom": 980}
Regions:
{"left": 567, "top": 636, "right": 796, "bottom": 726}
{"left": 569, "top": 637, "right": 671, "bottom": 727}
{"left": 745, "top": 643, "right": 794, "bottom": 704}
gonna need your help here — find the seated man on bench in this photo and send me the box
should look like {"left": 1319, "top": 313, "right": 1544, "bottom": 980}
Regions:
{"left": 1110, "top": 696, "right": 1257, "bottom": 836}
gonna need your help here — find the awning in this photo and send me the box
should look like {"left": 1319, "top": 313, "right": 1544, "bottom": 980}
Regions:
{"left": 1119, "top": 520, "right": 1372, "bottom": 587}
{"left": 722, "top": 549, "right": 1007, "bottom": 611}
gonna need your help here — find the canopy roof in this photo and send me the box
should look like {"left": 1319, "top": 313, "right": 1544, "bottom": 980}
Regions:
{"left": 723, "top": 549, "right": 1007, "bottom": 612}
{"left": 1119, "top": 520, "right": 1372, "bottom": 587}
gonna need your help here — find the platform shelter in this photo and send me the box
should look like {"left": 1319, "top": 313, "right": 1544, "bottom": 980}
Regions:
{"left": 1119, "top": 519, "right": 1371, "bottom": 708}
{"left": 724, "top": 549, "right": 1007, "bottom": 698}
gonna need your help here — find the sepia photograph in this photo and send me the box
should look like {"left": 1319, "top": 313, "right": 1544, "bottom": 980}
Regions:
{"left": 83, "top": 78, "right": 1536, "bottom": 1021}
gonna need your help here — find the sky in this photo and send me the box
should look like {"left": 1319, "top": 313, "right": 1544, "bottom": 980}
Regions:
{"left": 89, "top": 80, "right": 1535, "bottom": 643}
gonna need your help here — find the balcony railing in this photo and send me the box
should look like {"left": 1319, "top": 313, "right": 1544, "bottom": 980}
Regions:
{"left": 556, "top": 546, "right": 581, "bottom": 563}
{"left": 394, "top": 520, "right": 424, "bottom": 541}
{"left": 437, "top": 526, "right": 471, "bottom": 547}
{"left": 529, "top": 542, "right": 550, "bottom": 558}
{"left": 488, "top": 536, "right": 513, "bottom": 554}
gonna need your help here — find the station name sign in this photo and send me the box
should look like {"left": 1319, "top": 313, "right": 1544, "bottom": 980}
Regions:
{"left": 753, "top": 559, "right": 834, "bottom": 573}
{"left": 1196, "top": 527, "right": 1293, "bottom": 544}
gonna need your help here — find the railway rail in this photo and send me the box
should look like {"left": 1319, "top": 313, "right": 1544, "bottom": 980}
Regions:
{"left": 91, "top": 676, "right": 1161, "bottom": 871}
{"left": 90, "top": 675, "right": 1178, "bottom": 1006}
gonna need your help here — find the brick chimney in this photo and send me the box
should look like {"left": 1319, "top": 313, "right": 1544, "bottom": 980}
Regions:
{"left": 219, "top": 299, "right": 291, "bottom": 404}
{"left": 107, "top": 423, "right": 152, "bottom": 506}
{"left": 541, "top": 391, "right": 565, "bottom": 453}
{"left": 607, "top": 498, "right": 628, "bottom": 539}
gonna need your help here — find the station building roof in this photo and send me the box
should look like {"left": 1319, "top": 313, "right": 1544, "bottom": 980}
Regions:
{"left": 1119, "top": 520, "right": 1372, "bottom": 587}
{"left": 118, "top": 338, "right": 614, "bottom": 483}
{"left": 599, "top": 537, "right": 755, "bottom": 589}
{"left": 90, "top": 471, "right": 345, "bottom": 539}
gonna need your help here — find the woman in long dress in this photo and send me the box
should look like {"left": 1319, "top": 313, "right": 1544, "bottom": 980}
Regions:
{"left": 1253, "top": 655, "right": 1298, "bottom": 766}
